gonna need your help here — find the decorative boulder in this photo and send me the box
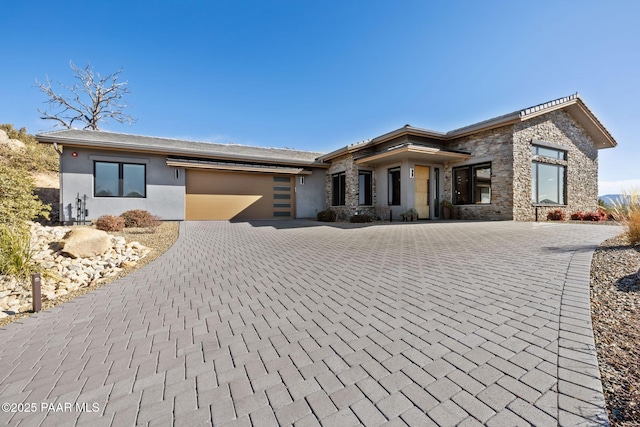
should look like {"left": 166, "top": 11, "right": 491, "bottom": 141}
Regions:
{"left": 61, "top": 228, "right": 111, "bottom": 258}
{"left": 0, "top": 129, "right": 26, "bottom": 151}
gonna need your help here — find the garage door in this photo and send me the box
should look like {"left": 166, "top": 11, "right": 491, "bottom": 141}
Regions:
{"left": 185, "top": 170, "right": 294, "bottom": 220}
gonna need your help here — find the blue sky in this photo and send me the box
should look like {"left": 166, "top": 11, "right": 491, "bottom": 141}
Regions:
{"left": 3, "top": 1, "right": 639, "bottom": 195}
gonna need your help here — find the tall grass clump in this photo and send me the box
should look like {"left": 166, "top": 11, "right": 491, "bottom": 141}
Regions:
{"left": 612, "top": 188, "right": 640, "bottom": 246}
{"left": 0, "top": 224, "right": 40, "bottom": 280}
{"left": 0, "top": 156, "right": 51, "bottom": 280}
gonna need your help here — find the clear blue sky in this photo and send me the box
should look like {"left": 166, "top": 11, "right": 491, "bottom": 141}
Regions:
{"left": 3, "top": 0, "right": 639, "bottom": 195}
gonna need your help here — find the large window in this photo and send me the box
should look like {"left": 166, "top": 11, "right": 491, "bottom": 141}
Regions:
{"left": 453, "top": 163, "right": 491, "bottom": 205}
{"left": 94, "top": 161, "right": 146, "bottom": 198}
{"left": 332, "top": 172, "right": 346, "bottom": 206}
{"left": 532, "top": 162, "right": 565, "bottom": 205}
{"left": 358, "top": 170, "right": 372, "bottom": 206}
{"left": 388, "top": 168, "right": 401, "bottom": 205}
{"left": 531, "top": 145, "right": 566, "bottom": 160}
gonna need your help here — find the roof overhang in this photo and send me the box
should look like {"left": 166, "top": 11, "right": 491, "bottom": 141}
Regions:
{"left": 166, "top": 158, "right": 312, "bottom": 175}
{"left": 36, "top": 132, "right": 329, "bottom": 168}
{"left": 355, "top": 144, "right": 471, "bottom": 166}
{"left": 318, "top": 126, "right": 447, "bottom": 162}
{"left": 446, "top": 94, "right": 616, "bottom": 149}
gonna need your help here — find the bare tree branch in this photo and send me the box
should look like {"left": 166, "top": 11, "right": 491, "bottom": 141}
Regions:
{"left": 35, "top": 61, "right": 136, "bottom": 130}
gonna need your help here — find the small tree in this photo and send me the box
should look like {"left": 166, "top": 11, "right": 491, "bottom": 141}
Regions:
{"left": 36, "top": 61, "right": 136, "bottom": 130}
{"left": 0, "top": 163, "right": 50, "bottom": 225}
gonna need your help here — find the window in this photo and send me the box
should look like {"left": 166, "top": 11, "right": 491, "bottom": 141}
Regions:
{"left": 433, "top": 167, "right": 440, "bottom": 218}
{"left": 94, "top": 162, "right": 146, "bottom": 198}
{"left": 332, "top": 172, "right": 346, "bottom": 206}
{"left": 531, "top": 145, "right": 566, "bottom": 160}
{"left": 532, "top": 162, "right": 565, "bottom": 205}
{"left": 358, "top": 170, "right": 372, "bottom": 206}
{"left": 388, "top": 168, "right": 401, "bottom": 205}
{"left": 453, "top": 163, "right": 491, "bottom": 205}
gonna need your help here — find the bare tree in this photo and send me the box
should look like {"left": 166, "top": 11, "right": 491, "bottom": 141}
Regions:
{"left": 36, "top": 61, "right": 136, "bottom": 130}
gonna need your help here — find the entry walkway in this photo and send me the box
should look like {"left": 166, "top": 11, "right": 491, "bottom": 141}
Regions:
{"left": 0, "top": 221, "right": 619, "bottom": 426}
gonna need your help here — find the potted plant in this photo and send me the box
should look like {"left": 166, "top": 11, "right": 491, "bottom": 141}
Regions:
{"left": 442, "top": 199, "right": 453, "bottom": 220}
{"left": 405, "top": 208, "right": 418, "bottom": 221}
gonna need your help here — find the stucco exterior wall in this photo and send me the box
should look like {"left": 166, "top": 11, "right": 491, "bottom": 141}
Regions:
{"left": 295, "top": 168, "right": 326, "bottom": 219}
{"left": 444, "top": 125, "right": 515, "bottom": 220}
{"left": 60, "top": 148, "right": 186, "bottom": 222}
{"left": 512, "top": 110, "right": 599, "bottom": 221}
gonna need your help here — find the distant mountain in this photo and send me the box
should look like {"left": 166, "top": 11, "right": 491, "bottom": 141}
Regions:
{"left": 599, "top": 194, "right": 623, "bottom": 206}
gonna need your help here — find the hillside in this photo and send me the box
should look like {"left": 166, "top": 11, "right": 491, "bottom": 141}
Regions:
{"left": 0, "top": 124, "right": 60, "bottom": 222}
{"left": 600, "top": 194, "right": 623, "bottom": 206}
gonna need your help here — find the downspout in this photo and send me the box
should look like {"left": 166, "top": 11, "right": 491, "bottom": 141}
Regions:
{"left": 53, "top": 143, "right": 63, "bottom": 224}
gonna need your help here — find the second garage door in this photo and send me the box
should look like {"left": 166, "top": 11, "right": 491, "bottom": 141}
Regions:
{"left": 185, "top": 169, "right": 294, "bottom": 220}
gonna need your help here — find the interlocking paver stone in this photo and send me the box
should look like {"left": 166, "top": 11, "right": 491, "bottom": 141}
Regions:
{"left": 0, "top": 221, "right": 618, "bottom": 425}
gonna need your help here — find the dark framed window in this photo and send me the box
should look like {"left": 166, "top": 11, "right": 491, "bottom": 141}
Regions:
{"left": 332, "top": 172, "right": 346, "bottom": 206}
{"left": 358, "top": 170, "right": 372, "bottom": 206}
{"left": 94, "top": 161, "right": 146, "bottom": 198}
{"left": 532, "top": 162, "right": 565, "bottom": 205}
{"left": 388, "top": 168, "right": 401, "bottom": 205}
{"left": 433, "top": 167, "right": 440, "bottom": 218}
{"left": 453, "top": 163, "right": 491, "bottom": 205}
{"left": 531, "top": 145, "right": 566, "bottom": 160}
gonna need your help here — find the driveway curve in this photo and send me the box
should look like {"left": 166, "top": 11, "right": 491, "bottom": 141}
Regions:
{"left": 0, "top": 221, "right": 619, "bottom": 426}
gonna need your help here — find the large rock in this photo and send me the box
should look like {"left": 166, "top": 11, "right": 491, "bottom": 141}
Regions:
{"left": 61, "top": 228, "right": 112, "bottom": 258}
{"left": 0, "top": 129, "right": 26, "bottom": 151}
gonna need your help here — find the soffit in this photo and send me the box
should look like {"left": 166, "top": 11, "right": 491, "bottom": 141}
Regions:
{"left": 166, "top": 158, "right": 311, "bottom": 175}
{"left": 355, "top": 145, "right": 471, "bottom": 166}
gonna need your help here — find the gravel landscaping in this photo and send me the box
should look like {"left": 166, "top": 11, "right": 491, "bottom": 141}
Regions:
{"left": 591, "top": 235, "right": 640, "bottom": 426}
{"left": 0, "top": 221, "right": 179, "bottom": 328}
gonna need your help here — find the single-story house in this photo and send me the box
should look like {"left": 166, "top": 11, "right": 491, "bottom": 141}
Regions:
{"left": 36, "top": 94, "right": 616, "bottom": 223}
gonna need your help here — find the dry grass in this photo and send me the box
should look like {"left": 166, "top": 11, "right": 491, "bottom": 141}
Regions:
{"left": 612, "top": 188, "right": 640, "bottom": 246}
{"left": 0, "top": 221, "right": 179, "bottom": 328}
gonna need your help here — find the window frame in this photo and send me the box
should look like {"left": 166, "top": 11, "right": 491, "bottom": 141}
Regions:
{"left": 531, "top": 161, "right": 566, "bottom": 205}
{"left": 452, "top": 162, "right": 492, "bottom": 205}
{"left": 531, "top": 144, "right": 567, "bottom": 160}
{"left": 358, "top": 170, "right": 373, "bottom": 206}
{"left": 94, "top": 161, "right": 147, "bottom": 198}
{"left": 388, "top": 167, "right": 401, "bottom": 206}
{"left": 331, "top": 172, "right": 346, "bottom": 206}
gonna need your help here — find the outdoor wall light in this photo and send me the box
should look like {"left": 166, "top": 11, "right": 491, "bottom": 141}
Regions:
{"left": 71, "top": 152, "right": 78, "bottom": 157}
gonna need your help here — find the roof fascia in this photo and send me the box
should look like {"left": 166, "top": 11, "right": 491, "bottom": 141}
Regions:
{"left": 445, "top": 114, "right": 520, "bottom": 139}
{"left": 36, "top": 134, "right": 328, "bottom": 168}
{"left": 318, "top": 127, "right": 447, "bottom": 162}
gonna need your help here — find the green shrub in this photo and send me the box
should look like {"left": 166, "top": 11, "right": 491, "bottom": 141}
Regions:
{"left": 350, "top": 214, "right": 374, "bottom": 223}
{"left": 96, "top": 215, "right": 125, "bottom": 232}
{"left": 0, "top": 224, "right": 40, "bottom": 280}
{"left": 547, "top": 209, "right": 566, "bottom": 221}
{"left": 120, "top": 210, "right": 160, "bottom": 228}
{"left": 612, "top": 188, "right": 640, "bottom": 245}
{"left": 316, "top": 209, "right": 337, "bottom": 222}
{"left": 0, "top": 163, "right": 50, "bottom": 225}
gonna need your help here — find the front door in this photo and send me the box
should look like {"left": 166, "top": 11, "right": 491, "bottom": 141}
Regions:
{"left": 414, "top": 166, "right": 430, "bottom": 219}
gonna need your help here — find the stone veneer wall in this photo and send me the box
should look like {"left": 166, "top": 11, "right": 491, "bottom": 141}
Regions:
{"left": 324, "top": 152, "right": 376, "bottom": 219}
{"left": 512, "top": 110, "right": 599, "bottom": 221}
{"left": 444, "top": 125, "right": 515, "bottom": 220}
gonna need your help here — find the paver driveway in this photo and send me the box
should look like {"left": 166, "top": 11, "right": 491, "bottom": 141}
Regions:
{"left": 0, "top": 220, "right": 620, "bottom": 426}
